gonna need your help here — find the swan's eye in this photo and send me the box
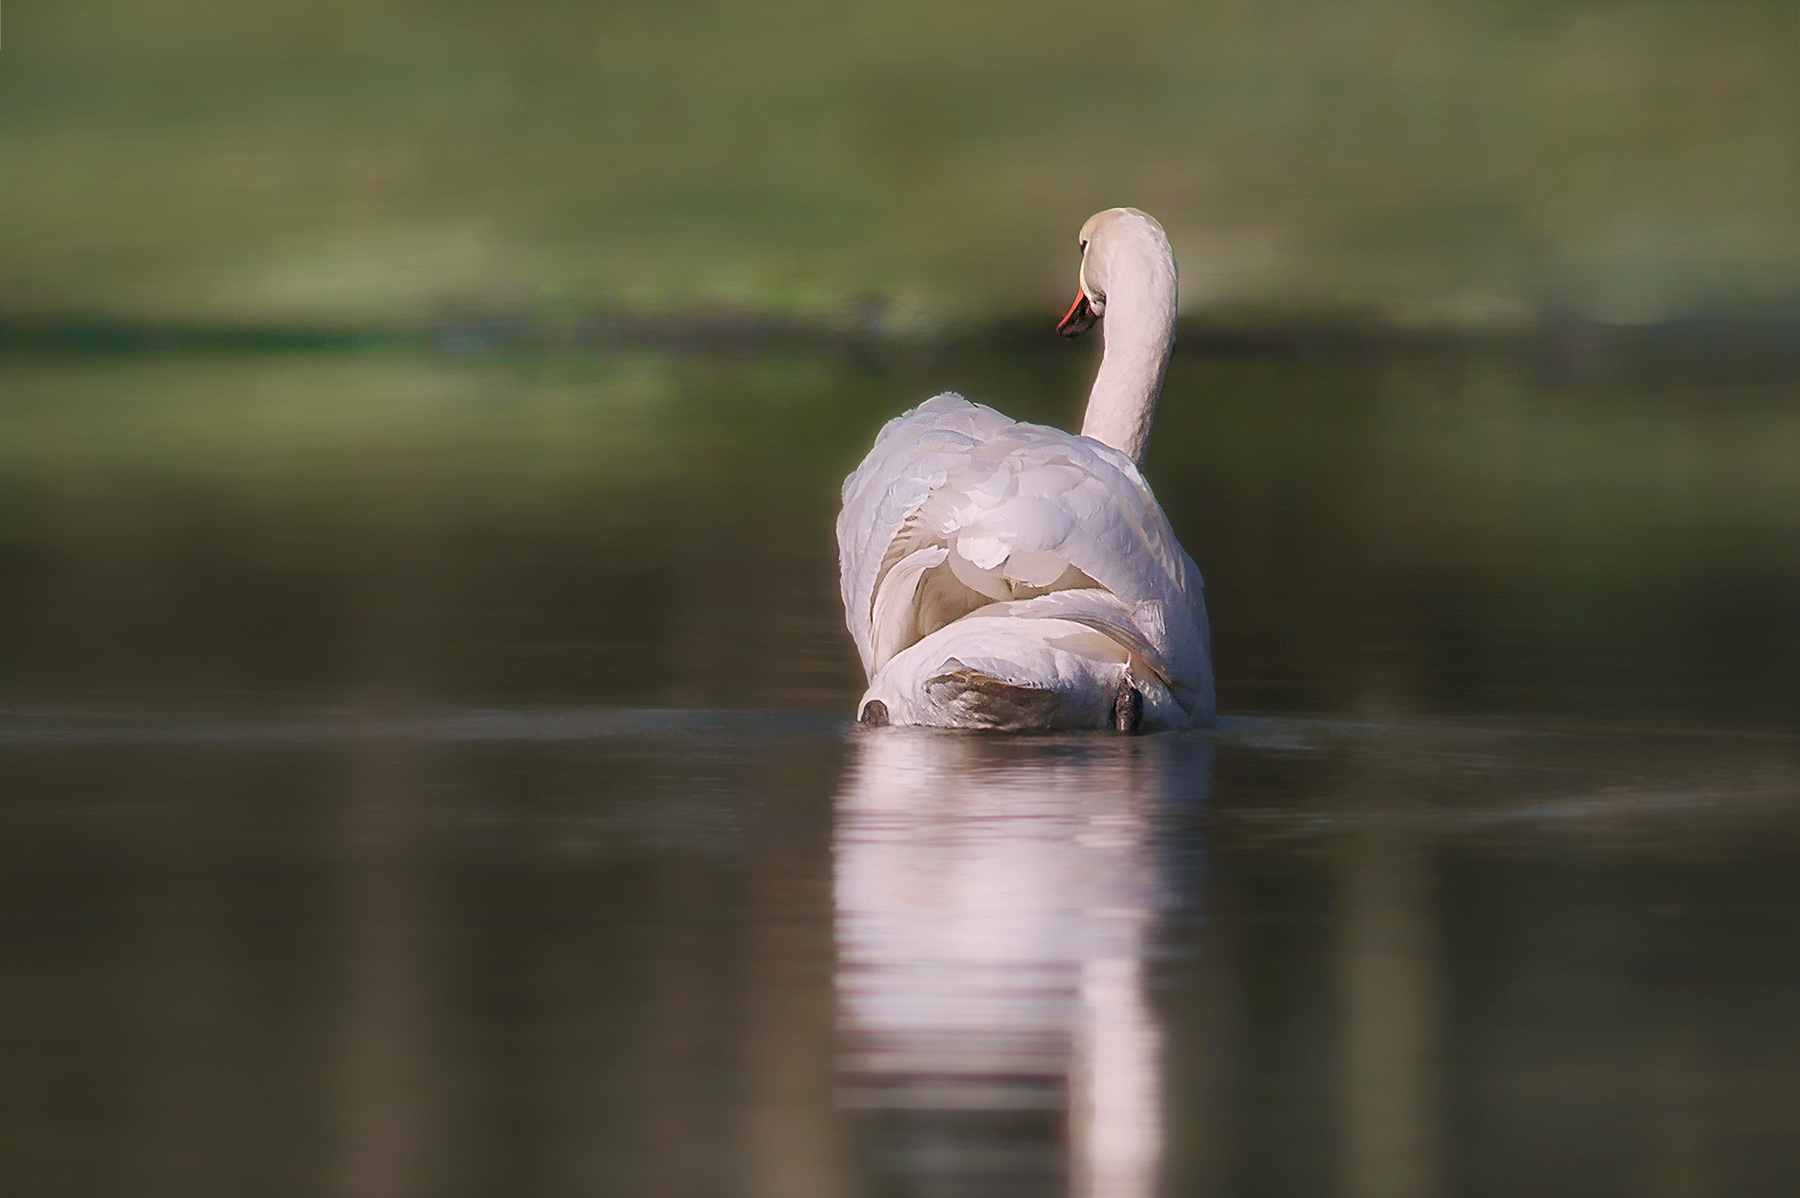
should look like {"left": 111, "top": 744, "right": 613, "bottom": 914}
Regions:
{"left": 1079, "top": 239, "right": 1089, "bottom": 253}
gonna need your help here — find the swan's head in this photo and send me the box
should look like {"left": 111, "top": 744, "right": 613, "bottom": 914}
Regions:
{"left": 1056, "top": 207, "right": 1175, "bottom": 338}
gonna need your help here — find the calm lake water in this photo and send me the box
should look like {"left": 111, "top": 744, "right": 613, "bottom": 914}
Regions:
{"left": 3, "top": 328, "right": 1799, "bottom": 1195}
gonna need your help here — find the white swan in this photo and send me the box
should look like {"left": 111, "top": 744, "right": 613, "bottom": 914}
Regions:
{"left": 836, "top": 207, "right": 1214, "bottom": 731}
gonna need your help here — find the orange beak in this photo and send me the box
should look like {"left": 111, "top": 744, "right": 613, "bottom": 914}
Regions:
{"left": 1057, "top": 291, "right": 1098, "bottom": 338}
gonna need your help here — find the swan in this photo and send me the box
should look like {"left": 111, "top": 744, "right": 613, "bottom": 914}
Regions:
{"left": 836, "top": 207, "right": 1214, "bottom": 732}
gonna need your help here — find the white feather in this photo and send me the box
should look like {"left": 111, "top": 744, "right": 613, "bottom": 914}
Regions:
{"left": 835, "top": 209, "right": 1214, "bottom": 730}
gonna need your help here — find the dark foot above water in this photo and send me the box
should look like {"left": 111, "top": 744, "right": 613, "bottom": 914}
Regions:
{"left": 858, "top": 700, "right": 890, "bottom": 727}
{"left": 1112, "top": 685, "right": 1143, "bottom": 734}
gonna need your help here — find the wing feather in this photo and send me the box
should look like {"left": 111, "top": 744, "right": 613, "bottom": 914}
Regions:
{"left": 837, "top": 394, "right": 1210, "bottom": 708}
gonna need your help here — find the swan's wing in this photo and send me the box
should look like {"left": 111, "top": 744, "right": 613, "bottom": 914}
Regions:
{"left": 963, "top": 589, "right": 1177, "bottom": 692}
{"left": 837, "top": 394, "right": 1012, "bottom": 670}
{"left": 836, "top": 394, "right": 1209, "bottom": 705}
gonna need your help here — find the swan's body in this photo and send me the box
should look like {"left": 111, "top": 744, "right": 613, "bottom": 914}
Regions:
{"left": 836, "top": 208, "right": 1213, "bottom": 731}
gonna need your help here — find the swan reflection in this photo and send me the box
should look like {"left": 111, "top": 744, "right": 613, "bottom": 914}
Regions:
{"left": 835, "top": 730, "right": 1212, "bottom": 1196}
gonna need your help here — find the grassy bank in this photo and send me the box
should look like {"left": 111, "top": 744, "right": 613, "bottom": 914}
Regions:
{"left": 4, "top": 0, "right": 1798, "bottom": 328}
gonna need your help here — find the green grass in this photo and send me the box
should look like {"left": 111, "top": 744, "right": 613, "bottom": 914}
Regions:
{"left": 5, "top": 0, "right": 1799, "bottom": 327}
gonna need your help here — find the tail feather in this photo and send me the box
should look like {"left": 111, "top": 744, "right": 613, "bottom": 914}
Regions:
{"left": 923, "top": 663, "right": 1065, "bottom": 731}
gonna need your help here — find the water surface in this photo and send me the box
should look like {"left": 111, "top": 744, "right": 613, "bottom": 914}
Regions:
{"left": 3, "top": 335, "right": 1798, "bottom": 1195}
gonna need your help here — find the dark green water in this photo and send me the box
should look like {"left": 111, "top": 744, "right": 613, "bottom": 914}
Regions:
{"left": 3, "top": 333, "right": 1798, "bottom": 1196}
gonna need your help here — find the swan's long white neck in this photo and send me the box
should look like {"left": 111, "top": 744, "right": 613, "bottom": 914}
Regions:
{"left": 1078, "top": 234, "right": 1178, "bottom": 465}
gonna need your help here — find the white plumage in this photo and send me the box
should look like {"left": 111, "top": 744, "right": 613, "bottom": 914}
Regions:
{"left": 836, "top": 209, "right": 1214, "bottom": 731}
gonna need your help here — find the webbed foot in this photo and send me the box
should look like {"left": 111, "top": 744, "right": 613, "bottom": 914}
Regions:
{"left": 1112, "top": 684, "right": 1143, "bottom": 734}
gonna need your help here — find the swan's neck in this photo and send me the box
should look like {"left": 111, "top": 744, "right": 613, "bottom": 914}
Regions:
{"left": 1078, "top": 264, "right": 1177, "bottom": 465}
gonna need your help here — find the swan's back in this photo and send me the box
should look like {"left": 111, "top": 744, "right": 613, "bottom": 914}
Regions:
{"left": 837, "top": 394, "right": 1213, "bottom": 729}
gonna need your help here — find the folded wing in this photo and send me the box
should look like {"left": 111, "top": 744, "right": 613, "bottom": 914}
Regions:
{"left": 837, "top": 394, "right": 1210, "bottom": 715}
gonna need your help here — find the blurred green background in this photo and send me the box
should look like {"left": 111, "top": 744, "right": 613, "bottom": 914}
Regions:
{"left": 6, "top": 8, "right": 1800, "bottom": 1198}
{"left": 6, "top": 0, "right": 1800, "bottom": 328}
{"left": 3, "top": 0, "right": 1800, "bottom": 724}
